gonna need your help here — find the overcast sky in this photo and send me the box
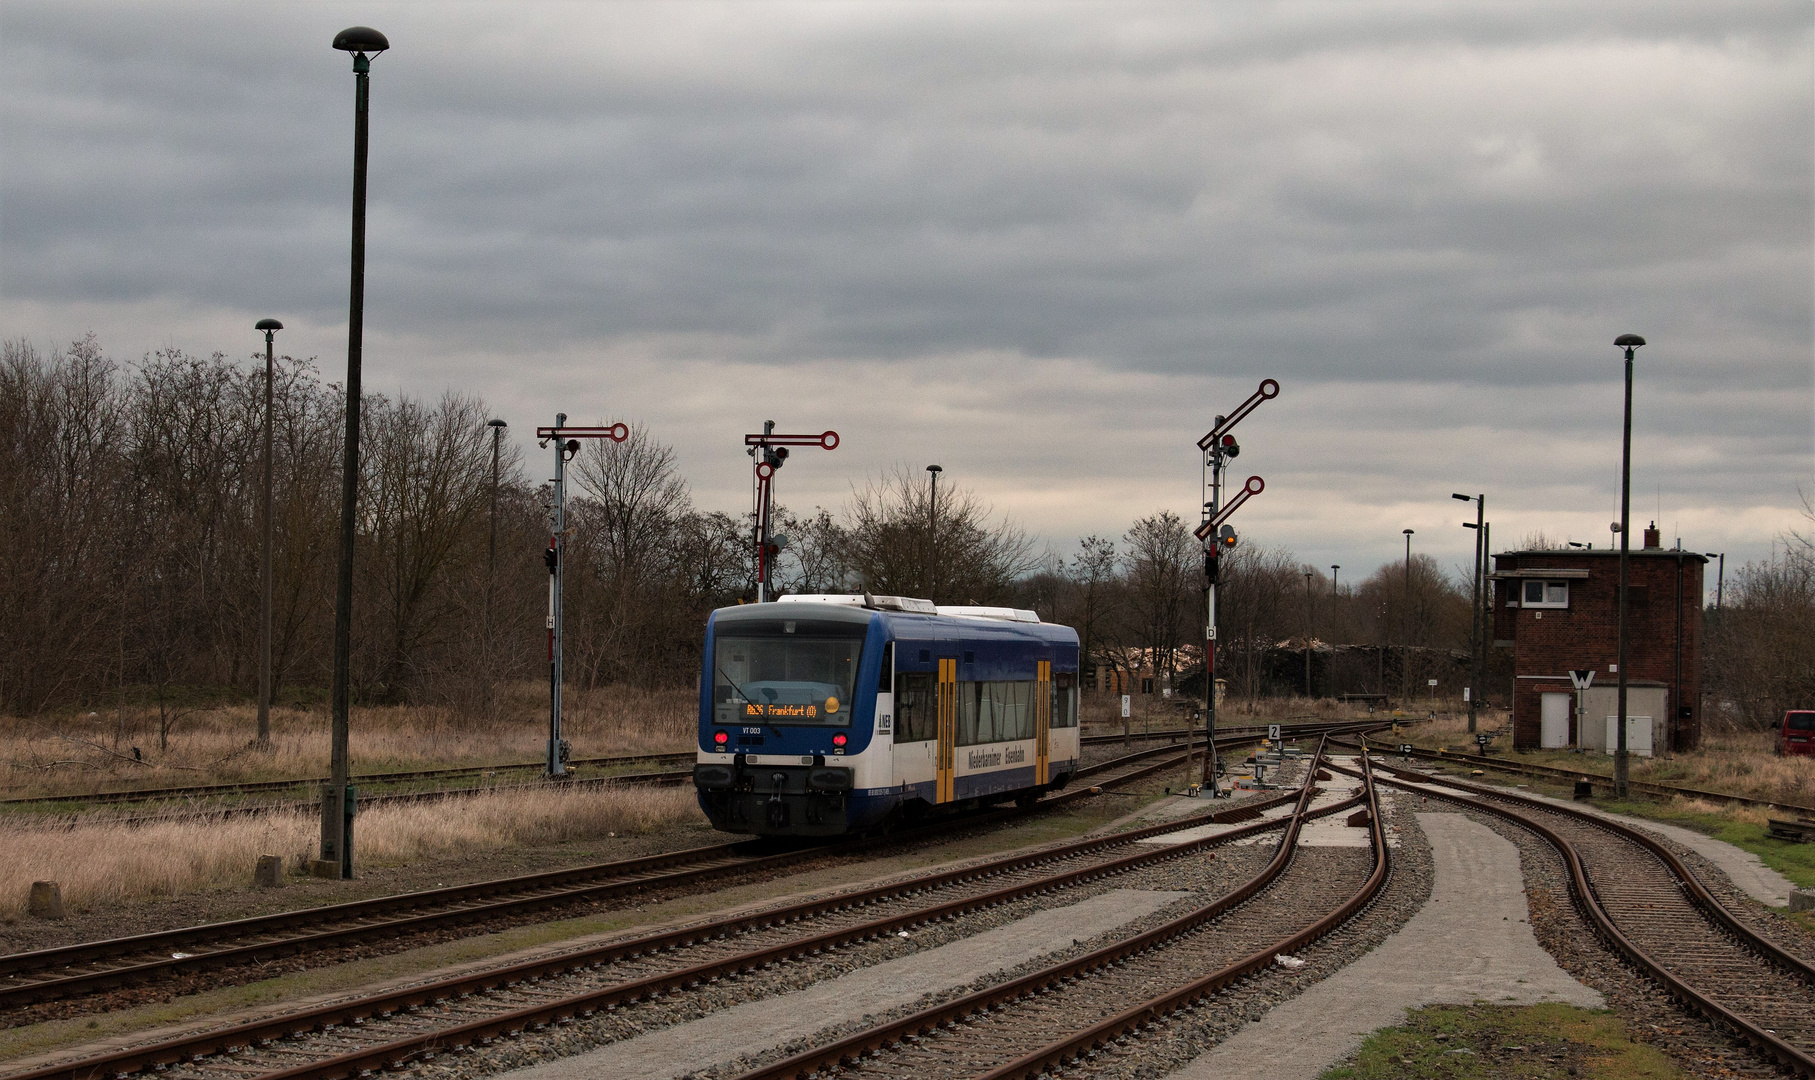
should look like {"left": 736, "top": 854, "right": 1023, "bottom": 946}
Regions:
{"left": 3, "top": 1, "right": 1810, "bottom": 596}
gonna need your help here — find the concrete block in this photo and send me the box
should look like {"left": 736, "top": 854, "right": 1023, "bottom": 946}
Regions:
{"left": 1790, "top": 888, "right": 1815, "bottom": 913}
{"left": 308, "top": 859, "right": 342, "bottom": 879}
{"left": 255, "top": 854, "right": 284, "bottom": 888}
{"left": 28, "top": 880, "right": 66, "bottom": 919}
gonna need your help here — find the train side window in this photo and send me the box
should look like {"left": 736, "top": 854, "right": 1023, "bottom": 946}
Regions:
{"left": 877, "top": 642, "right": 893, "bottom": 692}
{"left": 1051, "top": 678, "right": 1078, "bottom": 728}
{"left": 1005, "top": 681, "right": 1031, "bottom": 740}
{"left": 958, "top": 682, "right": 982, "bottom": 745}
{"left": 895, "top": 672, "right": 934, "bottom": 742}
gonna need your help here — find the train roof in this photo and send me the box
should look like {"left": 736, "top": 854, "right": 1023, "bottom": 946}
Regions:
{"left": 710, "top": 594, "right": 1078, "bottom": 645}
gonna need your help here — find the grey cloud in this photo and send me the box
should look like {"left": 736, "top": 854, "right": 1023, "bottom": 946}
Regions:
{"left": 1, "top": 0, "right": 1807, "bottom": 577}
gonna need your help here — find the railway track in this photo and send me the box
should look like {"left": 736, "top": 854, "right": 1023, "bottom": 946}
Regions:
{"left": 0, "top": 720, "right": 1366, "bottom": 822}
{"left": 0, "top": 752, "right": 696, "bottom": 810}
{"left": 738, "top": 739, "right": 1389, "bottom": 1080}
{"left": 0, "top": 733, "right": 1287, "bottom": 1014}
{"left": 1355, "top": 757, "right": 1815, "bottom": 1075}
{"left": 3, "top": 750, "right": 1335, "bottom": 1080}
{"left": 3, "top": 769, "right": 698, "bottom": 832}
{"left": 1382, "top": 740, "right": 1815, "bottom": 816}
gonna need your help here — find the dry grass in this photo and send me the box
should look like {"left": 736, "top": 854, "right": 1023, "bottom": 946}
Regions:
{"left": 2, "top": 684, "right": 696, "bottom": 799}
{"left": 1411, "top": 712, "right": 1815, "bottom": 812}
{"left": 0, "top": 782, "right": 704, "bottom": 918}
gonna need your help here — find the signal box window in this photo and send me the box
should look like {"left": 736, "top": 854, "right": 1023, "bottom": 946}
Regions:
{"left": 1521, "top": 580, "right": 1569, "bottom": 609}
{"left": 895, "top": 673, "right": 936, "bottom": 743}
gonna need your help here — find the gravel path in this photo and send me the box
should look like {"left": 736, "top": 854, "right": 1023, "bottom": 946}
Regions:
{"left": 1462, "top": 805, "right": 1795, "bottom": 1078}
{"left": 1162, "top": 811, "right": 1600, "bottom": 1080}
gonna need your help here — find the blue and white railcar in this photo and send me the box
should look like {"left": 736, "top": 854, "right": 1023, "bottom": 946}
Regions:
{"left": 692, "top": 594, "right": 1081, "bottom": 837}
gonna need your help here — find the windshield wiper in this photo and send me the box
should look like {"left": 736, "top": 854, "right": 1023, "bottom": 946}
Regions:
{"left": 718, "top": 667, "right": 785, "bottom": 739}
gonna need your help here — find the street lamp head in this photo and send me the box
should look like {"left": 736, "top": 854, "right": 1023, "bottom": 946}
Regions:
{"left": 926, "top": 464, "right": 942, "bottom": 475}
{"left": 333, "top": 26, "right": 389, "bottom": 54}
{"left": 487, "top": 419, "right": 508, "bottom": 429}
{"left": 1403, "top": 528, "right": 1414, "bottom": 536}
{"left": 1614, "top": 333, "right": 1645, "bottom": 360}
{"left": 1451, "top": 493, "right": 1471, "bottom": 502}
{"left": 255, "top": 318, "right": 284, "bottom": 332}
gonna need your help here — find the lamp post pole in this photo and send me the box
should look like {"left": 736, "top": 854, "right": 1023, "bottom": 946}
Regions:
{"left": 1455, "top": 493, "right": 1485, "bottom": 733}
{"left": 323, "top": 26, "right": 388, "bottom": 880}
{"left": 485, "top": 419, "right": 507, "bottom": 713}
{"left": 1303, "top": 570, "right": 1313, "bottom": 697}
{"left": 255, "top": 319, "right": 283, "bottom": 748}
{"left": 1614, "top": 334, "right": 1645, "bottom": 798}
{"left": 1704, "top": 552, "right": 1724, "bottom": 611}
{"left": 1402, "top": 528, "right": 1414, "bottom": 700}
{"left": 487, "top": 420, "right": 507, "bottom": 600}
{"left": 926, "top": 465, "right": 942, "bottom": 602}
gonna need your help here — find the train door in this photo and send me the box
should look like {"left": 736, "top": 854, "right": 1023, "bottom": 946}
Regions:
{"left": 1035, "top": 660, "right": 1052, "bottom": 785}
{"left": 936, "top": 657, "right": 957, "bottom": 803}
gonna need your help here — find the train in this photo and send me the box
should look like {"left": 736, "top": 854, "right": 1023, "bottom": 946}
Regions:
{"left": 692, "top": 593, "right": 1081, "bottom": 837}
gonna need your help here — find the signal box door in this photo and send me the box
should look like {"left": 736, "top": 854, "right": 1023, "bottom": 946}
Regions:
{"left": 1035, "top": 660, "right": 1052, "bottom": 785}
{"left": 936, "top": 658, "right": 956, "bottom": 803}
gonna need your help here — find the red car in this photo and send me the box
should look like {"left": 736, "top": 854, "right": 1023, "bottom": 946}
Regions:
{"left": 1781, "top": 710, "right": 1815, "bottom": 756}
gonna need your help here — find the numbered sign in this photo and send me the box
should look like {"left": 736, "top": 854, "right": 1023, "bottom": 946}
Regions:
{"left": 1267, "top": 724, "right": 1281, "bottom": 741}
{"left": 1121, "top": 695, "right": 1132, "bottom": 718}
{"left": 1463, "top": 687, "right": 1471, "bottom": 702}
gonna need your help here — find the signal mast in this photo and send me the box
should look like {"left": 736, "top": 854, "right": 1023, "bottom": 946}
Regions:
{"left": 536, "top": 414, "right": 628, "bottom": 777}
{"left": 1194, "top": 379, "right": 1277, "bottom": 791}
{"left": 744, "top": 422, "right": 840, "bottom": 602}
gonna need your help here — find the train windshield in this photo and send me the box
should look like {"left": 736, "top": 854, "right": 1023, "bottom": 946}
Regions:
{"left": 713, "top": 619, "right": 867, "bottom": 728}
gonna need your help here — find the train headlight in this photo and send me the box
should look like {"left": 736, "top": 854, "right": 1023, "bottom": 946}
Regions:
{"left": 713, "top": 730, "right": 729, "bottom": 746}
{"left": 832, "top": 732, "right": 848, "bottom": 748}
{"left": 825, "top": 696, "right": 840, "bottom": 714}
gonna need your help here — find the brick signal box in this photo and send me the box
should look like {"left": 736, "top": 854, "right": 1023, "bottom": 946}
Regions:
{"left": 1492, "top": 524, "right": 1705, "bottom": 753}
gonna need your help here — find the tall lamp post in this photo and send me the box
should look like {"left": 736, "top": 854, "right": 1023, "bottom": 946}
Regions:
{"left": 1454, "top": 493, "right": 1485, "bottom": 733}
{"left": 1303, "top": 570, "right": 1313, "bottom": 696}
{"left": 323, "top": 25, "right": 388, "bottom": 880}
{"left": 487, "top": 419, "right": 507, "bottom": 600}
{"left": 1402, "top": 528, "right": 1414, "bottom": 699}
{"left": 926, "top": 464, "right": 942, "bottom": 601}
{"left": 485, "top": 418, "right": 507, "bottom": 714}
{"left": 255, "top": 319, "right": 283, "bottom": 748}
{"left": 1703, "top": 552, "right": 1725, "bottom": 611}
{"left": 1613, "top": 333, "right": 1645, "bottom": 798}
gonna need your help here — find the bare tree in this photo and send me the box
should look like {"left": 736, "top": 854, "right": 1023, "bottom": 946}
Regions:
{"left": 1705, "top": 493, "right": 1815, "bottom": 729}
{"left": 846, "top": 465, "right": 1037, "bottom": 603}
{"left": 1121, "top": 512, "right": 1194, "bottom": 690}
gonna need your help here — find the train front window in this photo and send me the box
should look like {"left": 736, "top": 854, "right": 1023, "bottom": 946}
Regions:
{"left": 713, "top": 621, "right": 866, "bottom": 728}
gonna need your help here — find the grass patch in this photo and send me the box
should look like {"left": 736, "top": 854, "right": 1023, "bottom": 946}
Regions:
{"left": 1323, "top": 1002, "right": 1682, "bottom": 1079}
{"left": 2, "top": 683, "right": 695, "bottom": 801}
{"left": 0, "top": 784, "right": 704, "bottom": 918}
